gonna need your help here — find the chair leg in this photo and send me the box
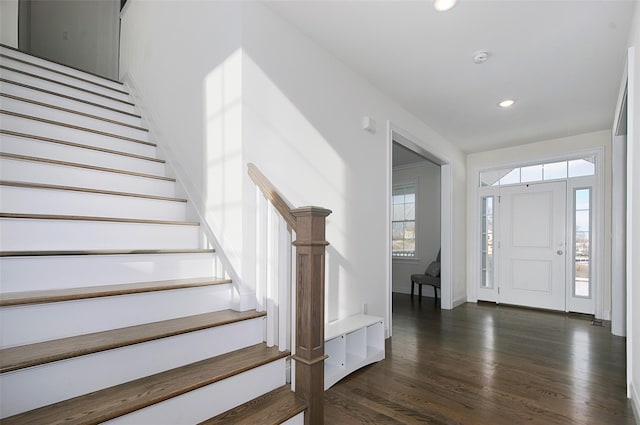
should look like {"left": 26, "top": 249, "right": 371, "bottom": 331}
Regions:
{"left": 411, "top": 281, "right": 414, "bottom": 298}
{"left": 434, "top": 287, "right": 439, "bottom": 303}
{"left": 419, "top": 284, "right": 422, "bottom": 299}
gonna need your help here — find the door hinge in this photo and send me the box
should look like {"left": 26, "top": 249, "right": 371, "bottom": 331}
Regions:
{"left": 497, "top": 287, "right": 500, "bottom": 294}
{"left": 498, "top": 195, "right": 501, "bottom": 203}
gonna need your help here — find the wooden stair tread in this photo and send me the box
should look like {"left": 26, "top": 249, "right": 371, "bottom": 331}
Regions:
{"left": 0, "top": 110, "right": 152, "bottom": 146}
{"left": 0, "top": 343, "right": 288, "bottom": 425}
{"left": 0, "top": 212, "right": 199, "bottom": 226}
{"left": 199, "top": 385, "right": 307, "bottom": 425}
{"left": 0, "top": 309, "right": 267, "bottom": 373}
{"left": 0, "top": 181, "right": 187, "bottom": 203}
{"left": 0, "top": 93, "right": 148, "bottom": 131}
{"left": 0, "top": 53, "right": 128, "bottom": 95}
{"left": 0, "top": 65, "right": 134, "bottom": 106}
{"left": 0, "top": 277, "right": 231, "bottom": 307}
{"left": 0, "top": 152, "right": 174, "bottom": 181}
{"left": 0, "top": 78, "right": 142, "bottom": 118}
{"left": 0, "top": 248, "right": 214, "bottom": 257}
{"left": 1, "top": 129, "right": 162, "bottom": 162}
{"left": 0, "top": 44, "right": 124, "bottom": 86}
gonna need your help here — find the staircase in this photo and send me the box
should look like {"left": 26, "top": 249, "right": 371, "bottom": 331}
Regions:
{"left": 0, "top": 46, "right": 306, "bottom": 424}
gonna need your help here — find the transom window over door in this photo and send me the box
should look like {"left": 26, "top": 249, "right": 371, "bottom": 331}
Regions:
{"left": 392, "top": 185, "right": 416, "bottom": 257}
{"left": 480, "top": 156, "right": 595, "bottom": 187}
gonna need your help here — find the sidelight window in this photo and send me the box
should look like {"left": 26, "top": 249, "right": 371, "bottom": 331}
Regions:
{"left": 574, "top": 188, "right": 591, "bottom": 298}
{"left": 481, "top": 196, "right": 494, "bottom": 288}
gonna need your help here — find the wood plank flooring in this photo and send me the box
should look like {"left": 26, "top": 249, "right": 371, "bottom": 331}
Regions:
{"left": 325, "top": 293, "right": 636, "bottom": 424}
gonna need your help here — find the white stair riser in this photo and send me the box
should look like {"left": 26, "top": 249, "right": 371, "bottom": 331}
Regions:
{"left": 0, "top": 186, "right": 186, "bottom": 221}
{"left": 0, "top": 81, "right": 143, "bottom": 127}
{"left": 0, "top": 134, "right": 165, "bottom": 176}
{"left": 0, "top": 253, "right": 219, "bottom": 291}
{"left": 1, "top": 114, "right": 154, "bottom": 157}
{"left": 0, "top": 68, "right": 137, "bottom": 114}
{"left": 103, "top": 360, "right": 286, "bottom": 425}
{"left": 1, "top": 115, "right": 154, "bottom": 160}
{"left": 1, "top": 284, "right": 233, "bottom": 347}
{"left": 1, "top": 56, "right": 130, "bottom": 102}
{"left": 1, "top": 46, "right": 126, "bottom": 92}
{"left": 0, "top": 320, "right": 266, "bottom": 418}
{"left": 0, "top": 158, "right": 176, "bottom": 197}
{"left": 0, "top": 219, "right": 200, "bottom": 251}
{"left": 282, "top": 413, "right": 305, "bottom": 425}
{"left": 0, "top": 97, "right": 148, "bottom": 141}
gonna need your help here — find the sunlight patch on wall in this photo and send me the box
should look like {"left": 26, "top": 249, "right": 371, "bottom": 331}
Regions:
{"left": 204, "top": 49, "right": 244, "bottom": 274}
{"left": 242, "top": 51, "right": 353, "bottom": 320}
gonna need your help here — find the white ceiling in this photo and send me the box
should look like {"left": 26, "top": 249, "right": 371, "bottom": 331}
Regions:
{"left": 267, "top": 1, "right": 636, "bottom": 153}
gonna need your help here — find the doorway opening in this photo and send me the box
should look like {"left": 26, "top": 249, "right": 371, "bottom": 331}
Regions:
{"left": 386, "top": 124, "right": 453, "bottom": 337}
{"left": 391, "top": 142, "right": 441, "bottom": 299}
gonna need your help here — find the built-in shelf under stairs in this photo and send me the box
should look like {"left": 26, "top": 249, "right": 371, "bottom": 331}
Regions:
{"left": 0, "top": 45, "right": 305, "bottom": 424}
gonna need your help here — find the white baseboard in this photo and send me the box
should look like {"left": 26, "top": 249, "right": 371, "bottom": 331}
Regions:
{"left": 231, "top": 286, "right": 257, "bottom": 312}
{"left": 631, "top": 381, "right": 640, "bottom": 424}
{"left": 452, "top": 297, "right": 467, "bottom": 309}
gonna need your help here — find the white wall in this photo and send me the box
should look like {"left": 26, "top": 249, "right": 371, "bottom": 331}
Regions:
{"left": 626, "top": 1, "right": 640, "bottom": 418}
{"left": 392, "top": 161, "right": 441, "bottom": 297}
{"left": 120, "top": 1, "right": 244, "bottom": 290}
{"left": 28, "top": 0, "right": 119, "bottom": 79}
{"left": 119, "top": 1, "right": 467, "bottom": 335}
{"left": 0, "top": 0, "right": 19, "bottom": 48}
{"left": 466, "top": 130, "right": 612, "bottom": 317}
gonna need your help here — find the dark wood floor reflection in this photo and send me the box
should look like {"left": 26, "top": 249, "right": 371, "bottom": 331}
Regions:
{"left": 324, "top": 293, "right": 636, "bottom": 424}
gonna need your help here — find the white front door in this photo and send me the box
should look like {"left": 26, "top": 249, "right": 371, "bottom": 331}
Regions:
{"left": 498, "top": 181, "right": 567, "bottom": 311}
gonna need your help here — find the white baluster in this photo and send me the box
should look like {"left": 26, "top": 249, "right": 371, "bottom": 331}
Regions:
{"left": 255, "top": 189, "right": 267, "bottom": 314}
{"left": 278, "top": 214, "right": 291, "bottom": 351}
{"left": 266, "top": 203, "right": 277, "bottom": 347}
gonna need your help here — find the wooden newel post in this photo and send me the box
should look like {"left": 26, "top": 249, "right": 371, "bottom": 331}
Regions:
{"left": 291, "top": 206, "right": 331, "bottom": 425}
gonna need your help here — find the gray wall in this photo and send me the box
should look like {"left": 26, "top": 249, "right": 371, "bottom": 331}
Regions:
{"left": 392, "top": 160, "right": 441, "bottom": 297}
{"left": 0, "top": 0, "right": 19, "bottom": 48}
{"left": 26, "top": 0, "right": 119, "bottom": 79}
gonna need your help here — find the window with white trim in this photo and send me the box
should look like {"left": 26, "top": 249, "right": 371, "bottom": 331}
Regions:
{"left": 481, "top": 196, "right": 494, "bottom": 289}
{"left": 479, "top": 156, "right": 595, "bottom": 187}
{"left": 392, "top": 184, "right": 416, "bottom": 257}
{"left": 574, "top": 188, "right": 592, "bottom": 298}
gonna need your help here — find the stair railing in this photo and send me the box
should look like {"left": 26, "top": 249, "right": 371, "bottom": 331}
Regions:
{"left": 248, "top": 163, "right": 330, "bottom": 425}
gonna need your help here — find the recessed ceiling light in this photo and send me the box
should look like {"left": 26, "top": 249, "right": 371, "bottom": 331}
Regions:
{"left": 433, "top": 0, "right": 457, "bottom": 12}
{"left": 499, "top": 99, "right": 515, "bottom": 108}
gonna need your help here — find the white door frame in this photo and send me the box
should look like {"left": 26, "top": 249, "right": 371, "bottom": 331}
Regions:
{"left": 386, "top": 122, "right": 453, "bottom": 337}
{"left": 622, "top": 46, "right": 635, "bottom": 400}
{"left": 470, "top": 147, "right": 605, "bottom": 319}
{"left": 611, "top": 134, "right": 627, "bottom": 337}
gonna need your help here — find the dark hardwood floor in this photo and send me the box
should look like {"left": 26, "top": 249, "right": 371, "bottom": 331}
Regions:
{"left": 324, "top": 293, "right": 636, "bottom": 424}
